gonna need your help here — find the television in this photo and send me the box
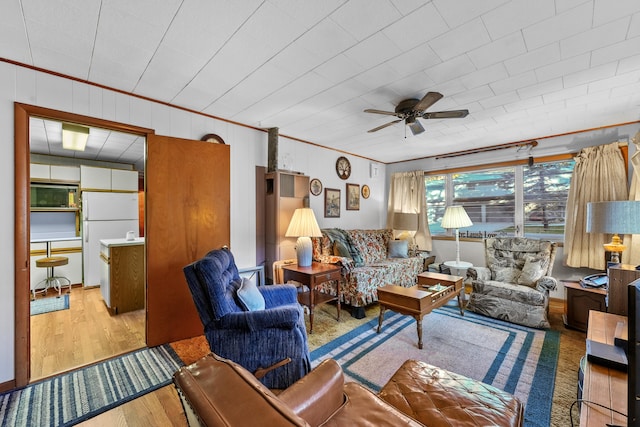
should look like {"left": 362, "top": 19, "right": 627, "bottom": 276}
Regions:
{"left": 629, "top": 278, "right": 640, "bottom": 426}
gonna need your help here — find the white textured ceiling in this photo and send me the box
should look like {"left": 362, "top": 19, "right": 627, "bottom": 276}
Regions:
{"left": 4, "top": 0, "right": 640, "bottom": 164}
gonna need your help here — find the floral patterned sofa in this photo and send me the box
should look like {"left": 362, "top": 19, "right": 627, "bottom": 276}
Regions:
{"left": 465, "top": 237, "right": 557, "bottom": 329}
{"left": 312, "top": 229, "right": 424, "bottom": 318}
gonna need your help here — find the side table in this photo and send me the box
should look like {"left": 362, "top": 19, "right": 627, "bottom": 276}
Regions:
{"left": 562, "top": 281, "right": 606, "bottom": 332}
{"left": 281, "top": 263, "right": 341, "bottom": 333}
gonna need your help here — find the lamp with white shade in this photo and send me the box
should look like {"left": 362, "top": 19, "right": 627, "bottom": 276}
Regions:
{"left": 441, "top": 205, "right": 473, "bottom": 264}
{"left": 285, "top": 208, "right": 322, "bottom": 267}
{"left": 586, "top": 201, "right": 640, "bottom": 264}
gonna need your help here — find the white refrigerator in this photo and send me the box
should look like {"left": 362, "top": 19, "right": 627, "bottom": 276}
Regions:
{"left": 82, "top": 192, "right": 139, "bottom": 288}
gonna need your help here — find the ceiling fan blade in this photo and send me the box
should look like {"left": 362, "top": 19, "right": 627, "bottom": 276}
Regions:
{"left": 423, "top": 109, "right": 469, "bottom": 119}
{"left": 414, "top": 91, "right": 443, "bottom": 112}
{"left": 408, "top": 119, "right": 425, "bottom": 135}
{"left": 364, "top": 108, "right": 399, "bottom": 116}
{"left": 367, "top": 119, "right": 402, "bottom": 133}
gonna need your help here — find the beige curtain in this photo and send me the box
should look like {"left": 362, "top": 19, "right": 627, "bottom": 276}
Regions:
{"left": 387, "top": 171, "right": 432, "bottom": 251}
{"left": 622, "top": 131, "right": 640, "bottom": 266}
{"left": 564, "top": 142, "right": 628, "bottom": 269}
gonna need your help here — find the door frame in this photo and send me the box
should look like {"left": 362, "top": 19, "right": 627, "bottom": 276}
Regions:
{"left": 14, "top": 103, "right": 154, "bottom": 387}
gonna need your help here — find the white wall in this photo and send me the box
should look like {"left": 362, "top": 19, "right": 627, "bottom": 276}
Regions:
{"left": 0, "top": 62, "right": 386, "bottom": 384}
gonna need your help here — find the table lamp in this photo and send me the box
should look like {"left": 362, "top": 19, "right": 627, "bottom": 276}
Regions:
{"left": 393, "top": 212, "right": 418, "bottom": 243}
{"left": 441, "top": 206, "right": 473, "bottom": 264}
{"left": 586, "top": 201, "right": 640, "bottom": 264}
{"left": 285, "top": 208, "right": 322, "bottom": 267}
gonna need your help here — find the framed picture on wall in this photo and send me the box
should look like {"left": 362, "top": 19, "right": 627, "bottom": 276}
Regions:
{"left": 346, "top": 183, "right": 360, "bottom": 210}
{"left": 324, "top": 188, "right": 340, "bottom": 218}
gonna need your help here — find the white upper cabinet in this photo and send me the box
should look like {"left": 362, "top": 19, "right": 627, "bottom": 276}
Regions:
{"left": 80, "top": 165, "right": 111, "bottom": 190}
{"left": 111, "top": 169, "right": 138, "bottom": 191}
{"left": 50, "top": 165, "right": 80, "bottom": 182}
{"left": 30, "top": 163, "right": 50, "bottom": 180}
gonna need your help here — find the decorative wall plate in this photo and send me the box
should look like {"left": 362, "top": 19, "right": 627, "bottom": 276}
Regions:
{"left": 361, "top": 185, "right": 370, "bottom": 199}
{"left": 335, "top": 156, "right": 351, "bottom": 180}
{"left": 310, "top": 178, "right": 323, "bottom": 196}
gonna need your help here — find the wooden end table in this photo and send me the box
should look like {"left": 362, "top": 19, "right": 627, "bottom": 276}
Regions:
{"left": 377, "top": 272, "right": 463, "bottom": 349}
{"left": 281, "top": 263, "right": 341, "bottom": 333}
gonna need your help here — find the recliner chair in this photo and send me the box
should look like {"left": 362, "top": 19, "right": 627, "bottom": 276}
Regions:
{"left": 183, "top": 248, "right": 311, "bottom": 389}
{"left": 466, "top": 237, "right": 557, "bottom": 329}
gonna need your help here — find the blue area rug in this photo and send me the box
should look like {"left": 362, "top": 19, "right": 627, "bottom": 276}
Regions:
{"left": 30, "top": 294, "right": 70, "bottom": 315}
{"left": 311, "top": 303, "right": 559, "bottom": 427}
{"left": 0, "top": 345, "right": 183, "bottom": 426}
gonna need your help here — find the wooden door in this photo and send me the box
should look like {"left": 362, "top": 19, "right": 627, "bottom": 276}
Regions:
{"left": 146, "top": 135, "right": 230, "bottom": 346}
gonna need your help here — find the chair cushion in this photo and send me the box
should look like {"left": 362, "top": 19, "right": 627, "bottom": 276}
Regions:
{"left": 237, "top": 277, "right": 265, "bottom": 311}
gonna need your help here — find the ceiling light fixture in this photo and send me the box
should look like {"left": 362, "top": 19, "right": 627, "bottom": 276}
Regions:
{"left": 62, "top": 123, "right": 89, "bottom": 151}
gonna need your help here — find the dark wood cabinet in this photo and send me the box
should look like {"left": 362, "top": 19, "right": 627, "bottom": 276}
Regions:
{"left": 607, "top": 264, "right": 640, "bottom": 316}
{"left": 563, "top": 281, "right": 606, "bottom": 332}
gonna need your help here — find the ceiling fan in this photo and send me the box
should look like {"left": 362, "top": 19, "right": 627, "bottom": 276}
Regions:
{"left": 364, "top": 91, "right": 469, "bottom": 135}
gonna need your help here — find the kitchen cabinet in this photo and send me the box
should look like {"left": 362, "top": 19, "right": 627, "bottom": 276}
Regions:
{"left": 608, "top": 264, "right": 640, "bottom": 316}
{"left": 264, "top": 170, "right": 309, "bottom": 283}
{"left": 100, "top": 238, "right": 145, "bottom": 315}
{"left": 81, "top": 165, "right": 111, "bottom": 190}
{"left": 30, "top": 163, "right": 50, "bottom": 180}
{"left": 50, "top": 165, "right": 80, "bottom": 182}
{"left": 81, "top": 165, "right": 138, "bottom": 191}
{"left": 111, "top": 169, "right": 138, "bottom": 191}
{"left": 31, "top": 163, "right": 80, "bottom": 182}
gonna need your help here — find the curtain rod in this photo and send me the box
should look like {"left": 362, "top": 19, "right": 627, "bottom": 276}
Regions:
{"left": 433, "top": 140, "right": 538, "bottom": 160}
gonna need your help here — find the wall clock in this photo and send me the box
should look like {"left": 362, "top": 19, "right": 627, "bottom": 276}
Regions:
{"left": 335, "top": 156, "right": 351, "bottom": 180}
{"left": 200, "top": 133, "right": 225, "bottom": 144}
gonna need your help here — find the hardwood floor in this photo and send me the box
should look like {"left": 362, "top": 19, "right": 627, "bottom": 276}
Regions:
{"left": 30, "top": 286, "right": 145, "bottom": 381}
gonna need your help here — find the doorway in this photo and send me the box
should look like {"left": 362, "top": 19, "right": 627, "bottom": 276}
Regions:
{"left": 15, "top": 103, "right": 154, "bottom": 387}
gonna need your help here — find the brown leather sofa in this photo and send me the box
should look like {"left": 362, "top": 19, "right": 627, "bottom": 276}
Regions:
{"left": 173, "top": 353, "right": 524, "bottom": 427}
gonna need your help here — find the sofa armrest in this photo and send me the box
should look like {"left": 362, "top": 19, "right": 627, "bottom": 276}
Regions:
{"left": 219, "top": 304, "right": 301, "bottom": 331}
{"left": 278, "top": 359, "right": 346, "bottom": 426}
{"left": 468, "top": 266, "right": 491, "bottom": 281}
{"left": 314, "top": 254, "right": 354, "bottom": 273}
{"left": 536, "top": 276, "right": 557, "bottom": 292}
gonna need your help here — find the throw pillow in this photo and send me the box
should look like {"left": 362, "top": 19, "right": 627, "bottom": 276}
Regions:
{"left": 517, "top": 255, "right": 547, "bottom": 287}
{"left": 388, "top": 239, "right": 409, "bottom": 258}
{"left": 237, "top": 277, "right": 265, "bottom": 311}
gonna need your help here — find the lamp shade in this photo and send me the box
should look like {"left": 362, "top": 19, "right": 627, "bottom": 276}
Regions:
{"left": 393, "top": 212, "right": 418, "bottom": 231}
{"left": 586, "top": 201, "right": 640, "bottom": 235}
{"left": 285, "top": 208, "right": 322, "bottom": 238}
{"left": 441, "top": 206, "right": 473, "bottom": 229}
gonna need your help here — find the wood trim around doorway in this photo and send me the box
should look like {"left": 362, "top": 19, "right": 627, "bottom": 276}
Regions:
{"left": 13, "top": 103, "right": 154, "bottom": 388}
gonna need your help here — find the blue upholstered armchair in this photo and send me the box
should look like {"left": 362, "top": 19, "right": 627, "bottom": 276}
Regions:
{"left": 183, "top": 248, "right": 311, "bottom": 389}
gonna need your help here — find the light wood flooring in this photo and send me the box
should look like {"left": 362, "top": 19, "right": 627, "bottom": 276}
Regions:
{"left": 30, "top": 286, "right": 145, "bottom": 381}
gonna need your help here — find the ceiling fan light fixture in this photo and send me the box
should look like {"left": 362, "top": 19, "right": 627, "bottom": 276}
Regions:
{"left": 62, "top": 123, "right": 89, "bottom": 151}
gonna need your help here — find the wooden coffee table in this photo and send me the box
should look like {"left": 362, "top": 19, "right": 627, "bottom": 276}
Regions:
{"left": 377, "top": 272, "right": 464, "bottom": 349}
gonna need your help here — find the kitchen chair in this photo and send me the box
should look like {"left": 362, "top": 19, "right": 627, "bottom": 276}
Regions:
{"left": 33, "top": 256, "right": 71, "bottom": 299}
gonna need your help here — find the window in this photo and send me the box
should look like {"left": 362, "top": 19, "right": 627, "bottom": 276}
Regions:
{"left": 426, "top": 160, "right": 574, "bottom": 241}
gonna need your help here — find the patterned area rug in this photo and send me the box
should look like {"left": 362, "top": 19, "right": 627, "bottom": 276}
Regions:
{"left": 30, "top": 294, "right": 69, "bottom": 316}
{"left": 310, "top": 302, "right": 559, "bottom": 427}
{"left": 0, "top": 345, "right": 183, "bottom": 426}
